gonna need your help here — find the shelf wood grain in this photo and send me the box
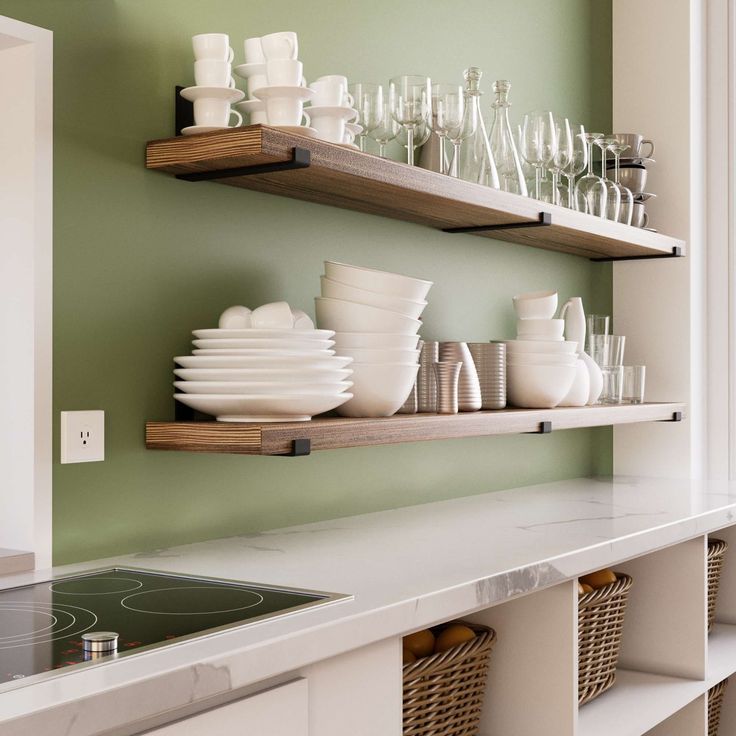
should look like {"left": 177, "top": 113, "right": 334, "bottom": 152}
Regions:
{"left": 145, "top": 402, "right": 685, "bottom": 456}
{"left": 146, "top": 125, "right": 685, "bottom": 261}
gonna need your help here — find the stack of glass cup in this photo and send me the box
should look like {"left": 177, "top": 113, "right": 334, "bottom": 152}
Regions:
{"left": 587, "top": 315, "right": 646, "bottom": 404}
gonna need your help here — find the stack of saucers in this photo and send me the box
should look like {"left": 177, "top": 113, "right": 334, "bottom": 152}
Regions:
{"left": 315, "top": 261, "right": 432, "bottom": 417}
{"left": 174, "top": 302, "right": 353, "bottom": 422}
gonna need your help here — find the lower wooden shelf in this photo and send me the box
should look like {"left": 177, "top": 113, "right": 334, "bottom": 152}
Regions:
{"left": 145, "top": 402, "right": 684, "bottom": 456}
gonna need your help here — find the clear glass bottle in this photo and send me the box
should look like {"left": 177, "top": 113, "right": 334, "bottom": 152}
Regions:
{"left": 488, "top": 80, "right": 528, "bottom": 196}
{"left": 457, "top": 67, "right": 499, "bottom": 188}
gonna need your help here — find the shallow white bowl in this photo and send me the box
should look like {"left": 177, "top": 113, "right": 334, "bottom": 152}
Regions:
{"left": 507, "top": 354, "right": 578, "bottom": 366}
{"left": 505, "top": 340, "right": 578, "bottom": 354}
{"left": 333, "top": 332, "right": 420, "bottom": 350}
{"left": 336, "top": 363, "right": 420, "bottom": 417}
{"left": 320, "top": 276, "right": 427, "bottom": 319}
{"left": 192, "top": 348, "right": 336, "bottom": 356}
{"left": 174, "top": 380, "right": 353, "bottom": 395}
{"left": 193, "top": 328, "right": 334, "bottom": 340}
{"left": 515, "top": 318, "right": 565, "bottom": 341}
{"left": 315, "top": 297, "right": 422, "bottom": 335}
{"left": 324, "top": 260, "right": 432, "bottom": 301}
{"left": 174, "top": 368, "right": 353, "bottom": 383}
{"left": 512, "top": 290, "right": 558, "bottom": 320}
{"left": 174, "top": 355, "right": 353, "bottom": 369}
{"left": 338, "top": 347, "right": 420, "bottom": 364}
{"left": 507, "top": 364, "right": 577, "bottom": 408}
{"left": 193, "top": 338, "right": 334, "bottom": 350}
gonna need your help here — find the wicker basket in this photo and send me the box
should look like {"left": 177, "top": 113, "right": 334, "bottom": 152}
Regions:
{"left": 403, "top": 621, "right": 496, "bottom": 736}
{"left": 708, "top": 678, "right": 729, "bottom": 736}
{"left": 578, "top": 573, "right": 634, "bottom": 705}
{"left": 708, "top": 538, "right": 728, "bottom": 633}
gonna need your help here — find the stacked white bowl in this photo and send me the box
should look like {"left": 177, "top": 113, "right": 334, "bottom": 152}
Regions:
{"left": 173, "top": 302, "right": 353, "bottom": 422}
{"left": 506, "top": 291, "right": 578, "bottom": 408}
{"left": 315, "top": 261, "right": 432, "bottom": 417}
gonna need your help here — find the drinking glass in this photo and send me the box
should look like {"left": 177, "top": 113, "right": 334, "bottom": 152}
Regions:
{"left": 563, "top": 122, "right": 588, "bottom": 209}
{"left": 389, "top": 75, "right": 431, "bottom": 166}
{"left": 447, "top": 95, "right": 477, "bottom": 177}
{"left": 367, "top": 101, "right": 399, "bottom": 157}
{"left": 549, "top": 117, "right": 573, "bottom": 206}
{"left": 586, "top": 314, "right": 610, "bottom": 353}
{"left": 430, "top": 83, "right": 464, "bottom": 175}
{"left": 520, "top": 110, "right": 557, "bottom": 200}
{"left": 622, "top": 366, "right": 646, "bottom": 404}
{"left": 349, "top": 83, "right": 383, "bottom": 152}
{"left": 575, "top": 132, "right": 607, "bottom": 216}
{"left": 601, "top": 366, "right": 624, "bottom": 404}
{"left": 590, "top": 334, "right": 626, "bottom": 367}
{"left": 595, "top": 136, "right": 621, "bottom": 221}
{"left": 607, "top": 140, "right": 634, "bottom": 225}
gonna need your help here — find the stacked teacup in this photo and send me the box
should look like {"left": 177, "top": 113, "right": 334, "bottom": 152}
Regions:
{"left": 315, "top": 261, "right": 431, "bottom": 417}
{"left": 506, "top": 290, "right": 578, "bottom": 408}
{"left": 233, "top": 32, "right": 313, "bottom": 132}
{"left": 609, "top": 133, "right": 656, "bottom": 229}
{"left": 180, "top": 34, "right": 244, "bottom": 135}
{"left": 307, "top": 76, "right": 361, "bottom": 147}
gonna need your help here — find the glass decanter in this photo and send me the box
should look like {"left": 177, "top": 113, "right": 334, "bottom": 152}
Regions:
{"left": 457, "top": 67, "right": 499, "bottom": 188}
{"left": 488, "top": 79, "right": 528, "bottom": 196}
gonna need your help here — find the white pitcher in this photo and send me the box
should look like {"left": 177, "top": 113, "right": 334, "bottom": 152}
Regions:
{"left": 559, "top": 297, "right": 603, "bottom": 405}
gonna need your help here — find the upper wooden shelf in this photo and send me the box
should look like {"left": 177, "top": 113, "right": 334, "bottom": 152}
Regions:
{"left": 146, "top": 125, "right": 685, "bottom": 261}
{"left": 146, "top": 402, "right": 684, "bottom": 456}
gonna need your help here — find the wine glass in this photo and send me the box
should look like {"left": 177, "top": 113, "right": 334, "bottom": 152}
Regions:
{"left": 367, "top": 100, "right": 399, "bottom": 157}
{"left": 608, "top": 140, "right": 634, "bottom": 225}
{"left": 398, "top": 121, "right": 431, "bottom": 159}
{"left": 430, "top": 83, "right": 464, "bottom": 175}
{"left": 595, "top": 136, "right": 621, "bottom": 221}
{"left": 349, "top": 83, "right": 383, "bottom": 152}
{"left": 575, "top": 132, "right": 607, "bottom": 216}
{"left": 563, "top": 122, "right": 588, "bottom": 209}
{"left": 447, "top": 94, "right": 477, "bottom": 177}
{"left": 549, "top": 117, "right": 573, "bottom": 206}
{"left": 389, "top": 75, "right": 431, "bottom": 166}
{"left": 520, "top": 110, "right": 557, "bottom": 200}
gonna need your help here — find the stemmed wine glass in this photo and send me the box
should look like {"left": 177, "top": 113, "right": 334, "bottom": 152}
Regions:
{"left": 607, "top": 140, "right": 634, "bottom": 225}
{"left": 398, "top": 122, "right": 430, "bottom": 160}
{"left": 349, "top": 83, "right": 383, "bottom": 152}
{"left": 575, "top": 132, "right": 607, "bottom": 216}
{"left": 389, "top": 75, "right": 431, "bottom": 166}
{"left": 595, "top": 136, "right": 621, "bottom": 221}
{"left": 447, "top": 96, "right": 477, "bottom": 177}
{"left": 563, "top": 123, "right": 588, "bottom": 209}
{"left": 367, "top": 101, "right": 399, "bottom": 157}
{"left": 549, "top": 117, "right": 573, "bottom": 206}
{"left": 520, "top": 111, "right": 557, "bottom": 200}
{"left": 430, "top": 84, "right": 464, "bottom": 176}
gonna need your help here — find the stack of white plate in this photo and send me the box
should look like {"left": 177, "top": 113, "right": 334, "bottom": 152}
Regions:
{"left": 315, "top": 261, "right": 432, "bottom": 417}
{"left": 174, "top": 303, "right": 353, "bottom": 422}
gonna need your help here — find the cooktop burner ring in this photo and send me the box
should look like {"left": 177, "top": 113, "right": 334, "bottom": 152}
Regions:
{"left": 0, "top": 607, "right": 58, "bottom": 641}
{"left": 49, "top": 576, "right": 144, "bottom": 596}
{"left": 120, "top": 586, "right": 265, "bottom": 615}
{"left": 0, "top": 601, "right": 97, "bottom": 650}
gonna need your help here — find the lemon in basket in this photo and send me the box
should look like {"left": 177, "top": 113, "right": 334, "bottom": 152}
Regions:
{"left": 403, "top": 629, "right": 435, "bottom": 658}
{"left": 434, "top": 624, "right": 476, "bottom": 653}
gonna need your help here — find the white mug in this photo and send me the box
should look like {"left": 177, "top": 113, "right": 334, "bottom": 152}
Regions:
{"left": 194, "top": 98, "right": 243, "bottom": 128}
{"left": 264, "top": 95, "right": 310, "bottom": 126}
{"left": 250, "top": 107, "right": 268, "bottom": 124}
{"left": 247, "top": 73, "right": 268, "bottom": 99}
{"left": 192, "top": 33, "right": 234, "bottom": 63}
{"left": 194, "top": 60, "right": 235, "bottom": 89}
{"left": 261, "top": 31, "right": 298, "bottom": 60}
{"left": 310, "top": 78, "right": 353, "bottom": 107}
{"left": 311, "top": 113, "right": 346, "bottom": 143}
{"left": 343, "top": 129, "right": 356, "bottom": 144}
{"left": 243, "top": 36, "right": 265, "bottom": 64}
{"left": 315, "top": 75, "right": 354, "bottom": 106}
{"left": 266, "top": 59, "right": 303, "bottom": 87}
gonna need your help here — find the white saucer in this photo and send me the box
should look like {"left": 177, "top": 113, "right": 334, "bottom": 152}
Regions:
{"left": 272, "top": 124, "right": 319, "bottom": 138}
{"left": 336, "top": 142, "right": 360, "bottom": 150}
{"left": 619, "top": 156, "right": 656, "bottom": 166}
{"left": 233, "top": 99, "right": 264, "bottom": 115}
{"left": 233, "top": 62, "right": 266, "bottom": 79}
{"left": 633, "top": 192, "right": 657, "bottom": 202}
{"left": 643, "top": 227, "right": 659, "bottom": 233}
{"left": 193, "top": 328, "right": 335, "bottom": 340}
{"left": 308, "top": 105, "right": 358, "bottom": 121}
{"left": 346, "top": 122, "right": 363, "bottom": 135}
{"left": 252, "top": 86, "right": 315, "bottom": 102}
{"left": 181, "top": 125, "right": 239, "bottom": 136}
{"left": 179, "top": 86, "right": 245, "bottom": 103}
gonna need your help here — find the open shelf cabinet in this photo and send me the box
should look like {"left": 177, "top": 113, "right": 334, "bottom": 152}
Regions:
{"left": 145, "top": 125, "right": 685, "bottom": 261}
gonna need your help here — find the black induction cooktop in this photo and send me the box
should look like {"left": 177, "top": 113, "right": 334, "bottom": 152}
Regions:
{"left": 0, "top": 568, "right": 349, "bottom": 688}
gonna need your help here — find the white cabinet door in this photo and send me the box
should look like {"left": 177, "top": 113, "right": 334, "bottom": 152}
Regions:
{"left": 144, "top": 679, "right": 307, "bottom": 735}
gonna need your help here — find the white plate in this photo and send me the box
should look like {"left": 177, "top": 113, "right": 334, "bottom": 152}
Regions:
{"left": 307, "top": 105, "right": 358, "bottom": 121}
{"left": 618, "top": 156, "right": 655, "bottom": 166}
{"left": 192, "top": 338, "right": 334, "bottom": 350}
{"left": 179, "top": 86, "right": 245, "bottom": 103}
{"left": 181, "top": 125, "right": 240, "bottom": 136}
{"left": 336, "top": 142, "right": 360, "bottom": 150}
{"left": 271, "top": 125, "right": 319, "bottom": 138}
{"left": 192, "top": 348, "right": 336, "bottom": 356}
{"left": 174, "top": 367, "right": 353, "bottom": 382}
{"left": 233, "top": 62, "right": 266, "bottom": 79}
{"left": 346, "top": 122, "right": 363, "bottom": 135}
{"left": 252, "top": 86, "right": 315, "bottom": 102}
{"left": 174, "top": 392, "right": 353, "bottom": 422}
{"left": 174, "top": 380, "right": 353, "bottom": 395}
{"left": 174, "top": 355, "right": 353, "bottom": 369}
{"left": 193, "top": 328, "right": 334, "bottom": 340}
{"left": 233, "top": 100, "right": 265, "bottom": 115}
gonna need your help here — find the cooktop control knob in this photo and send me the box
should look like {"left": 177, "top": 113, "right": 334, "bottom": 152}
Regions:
{"left": 82, "top": 631, "right": 119, "bottom": 653}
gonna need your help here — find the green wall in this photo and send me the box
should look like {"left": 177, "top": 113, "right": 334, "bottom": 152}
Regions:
{"left": 0, "top": 0, "right": 612, "bottom": 564}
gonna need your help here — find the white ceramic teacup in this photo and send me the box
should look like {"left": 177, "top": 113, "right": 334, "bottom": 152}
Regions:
{"left": 192, "top": 33, "right": 234, "bottom": 63}
{"left": 613, "top": 132, "right": 655, "bottom": 159}
{"left": 193, "top": 98, "right": 243, "bottom": 128}
{"left": 251, "top": 301, "right": 295, "bottom": 329}
{"left": 250, "top": 105, "right": 267, "bottom": 125}
{"left": 194, "top": 60, "right": 235, "bottom": 89}
{"left": 243, "top": 36, "right": 265, "bottom": 64}
{"left": 631, "top": 202, "right": 649, "bottom": 228}
{"left": 312, "top": 113, "right": 347, "bottom": 143}
{"left": 247, "top": 73, "right": 268, "bottom": 99}
{"left": 264, "top": 96, "right": 311, "bottom": 126}
{"left": 266, "top": 59, "right": 304, "bottom": 87}
{"left": 343, "top": 129, "right": 355, "bottom": 144}
{"left": 310, "top": 78, "right": 353, "bottom": 107}
{"left": 512, "top": 290, "right": 558, "bottom": 320}
{"left": 516, "top": 318, "right": 565, "bottom": 341}
{"left": 315, "top": 75, "right": 354, "bottom": 106}
{"left": 261, "top": 31, "right": 298, "bottom": 60}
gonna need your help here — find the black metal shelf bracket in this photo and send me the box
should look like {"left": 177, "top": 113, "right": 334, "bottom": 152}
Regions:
{"left": 287, "top": 439, "right": 312, "bottom": 457}
{"left": 177, "top": 147, "right": 311, "bottom": 183}
{"left": 526, "top": 421, "right": 552, "bottom": 434}
{"left": 442, "top": 211, "right": 552, "bottom": 235}
{"left": 662, "top": 411, "right": 683, "bottom": 422}
{"left": 591, "top": 246, "right": 683, "bottom": 263}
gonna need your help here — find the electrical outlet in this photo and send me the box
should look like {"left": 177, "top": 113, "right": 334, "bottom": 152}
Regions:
{"left": 60, "top": 411, "right": 105, "bottom": 464}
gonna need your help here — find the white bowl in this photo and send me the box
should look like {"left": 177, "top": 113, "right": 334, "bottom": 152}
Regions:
{"left": 193, "top": 338, "right": 334, "bottom": 350}
{"left": 505, "top": 340, "right": 578, "bottom": 354}
{"left": 338, "top": 347, "right": 420, "bottom": 364}
{"left": 515, "top": 318, "right": 565, "bottom": 340}
{"left": 324, "top": 260, "right": 432, "bottom": 301}
{"left": 315, "top": 297, "right": 422, "bottom": 335}
{"left": 507, "top": 364, "right": 577, "bottom": 408}
{"left": 507, "top": 353, "right": 578, "bottom": 366}
{"left": 333, "top": 332, "right": 420, "bottom": 350}
{"left": 174, "top": 368, "right": 354, "bottom": 383}
{"left": 174, "top": 380, "right": 353, "bottom": 395}
{"left": 320, "top": 276, "right": 427, "bottom": 319}
{"left": 512, "top": 290, "right": 558, "bottom": 320}
{"left": 336, "top": 363, "right": 420, "bottom": 417}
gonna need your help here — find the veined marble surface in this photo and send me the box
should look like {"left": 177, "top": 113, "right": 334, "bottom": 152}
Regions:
{"left": 3, "top": 475, "right": 736, "bottom": 734}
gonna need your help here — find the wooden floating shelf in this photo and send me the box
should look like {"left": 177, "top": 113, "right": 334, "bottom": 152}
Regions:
{"left": 145, "top": 402, "right": 685, "bottom": 456}
{"left": 145, "top": 125, "right": 685, "bottom": 261}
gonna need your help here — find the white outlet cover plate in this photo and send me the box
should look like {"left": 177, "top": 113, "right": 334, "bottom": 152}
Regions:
{"left": 60, "top": 410, "right": 105, "bottom": 464}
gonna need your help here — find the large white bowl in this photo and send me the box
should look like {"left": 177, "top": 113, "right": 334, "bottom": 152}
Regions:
{"left": 174, "top": 380, "right": 353, "bottom": 395}
{"left": 338, "top": 347, "right": 420, "bottom": 364}
{"left": 507, "top": 364, "right": 577, "bottom": 408}
{"left": 192, "top": 348, "right": 336, "bottom": 356}
{"left": 507, "top": 353, "right": 578, "bottom": 366}
{"left": 320, "top": 276, "right": 427, "bottom": 319}
{"left": 324, "top": 261, "right": 433, "bottom": 301}
{"left": 505, "top": 340, "right": 578, "bottom": 354}
{"left": 512, "top": 290, "right": 558, "bottom": 320}
{"left": 515, "top": 318, "right": 565, "bottom": 340}
{"left": 333, "top": 332, "right": 420, "bottom": 350}
{"left": 315, "top": 297, "right": 422, "bottom": 335}
{"left": 174, "top": 355, "right": 353, "bottom": 369}
{"left": 193, "top": 338, "right": 334, "bottom": 350}
{"left": 193, "top": 328, "right": 334, "bottom": 340}
{"left": 174, "top": 367, "right": 354, "bottom": 382}
{"left": 336, "top": 363, "right": 420, "bottom": 417}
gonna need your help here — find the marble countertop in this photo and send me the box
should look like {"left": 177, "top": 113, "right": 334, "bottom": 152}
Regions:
{"left": 4, "top": 475, "right": 736, "bottom": 734}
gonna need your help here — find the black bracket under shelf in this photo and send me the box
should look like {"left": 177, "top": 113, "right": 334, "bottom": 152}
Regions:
{"left": 287, "top": 439, "right": 312, "bottom": 457}
{"left": 526, "top": 421, "right": 552, "bottom": 434}
{"left": 590, "top": 246, "right": 683, "bottom": 263}
{"left": 177, "top": 147, "right": 311, "bottom": 182}
{"left": 442, "top": 211, "right": 552, "bottom": 234}
{"left": 659, "top": 411, "right": 683, "bottom": 422}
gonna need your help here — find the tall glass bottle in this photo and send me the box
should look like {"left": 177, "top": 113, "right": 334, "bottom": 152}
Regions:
{"left": 488, "top": 80, "right": 528, "bottom": 196}
{"left": 457, "top": 67, "right": 499, "bottom": 188}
